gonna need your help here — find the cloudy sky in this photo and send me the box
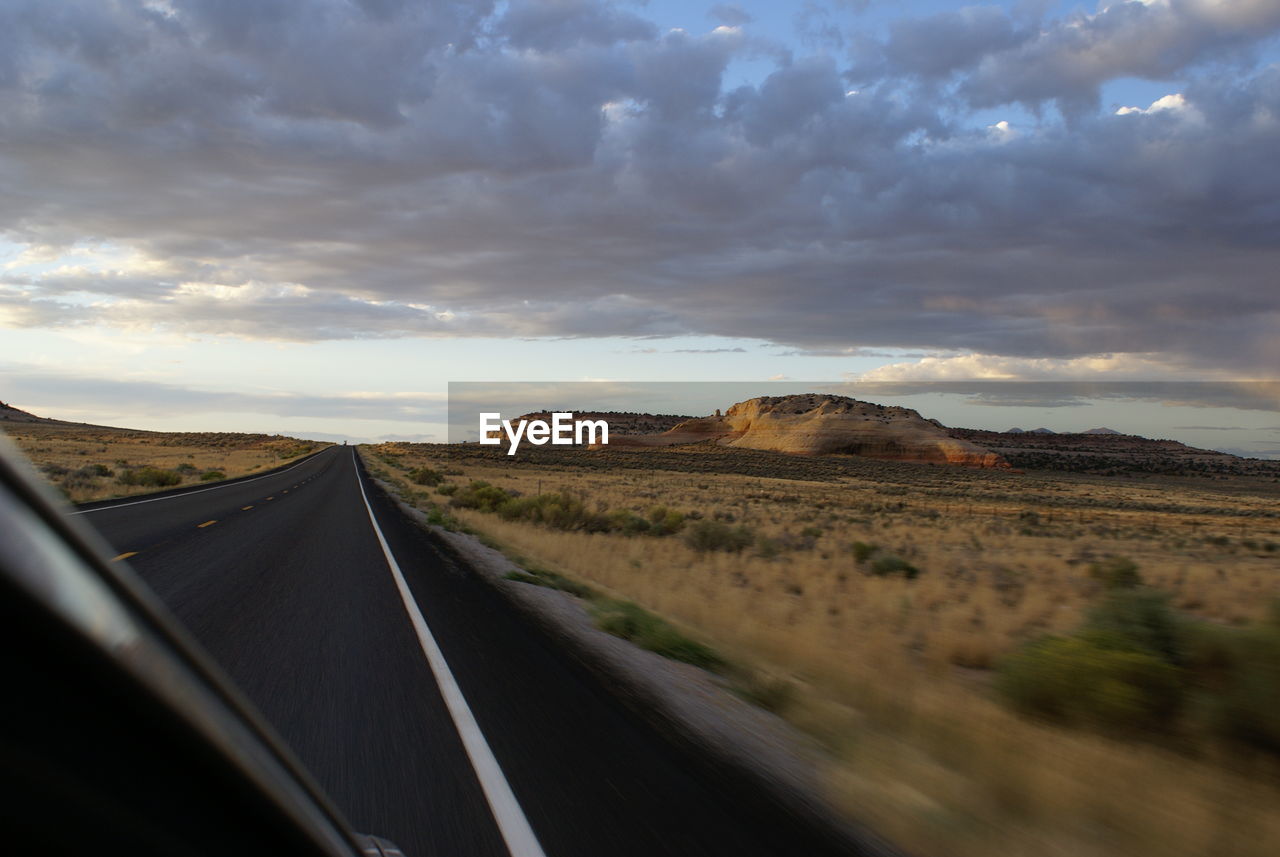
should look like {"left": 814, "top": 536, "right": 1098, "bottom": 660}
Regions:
{"left": 1, "top": 0, "right": 1278, "bottom": 440}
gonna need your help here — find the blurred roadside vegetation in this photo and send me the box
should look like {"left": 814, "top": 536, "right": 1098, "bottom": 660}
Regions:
{"left": 363, "top": 441, "right": 1280, "bottom": 857}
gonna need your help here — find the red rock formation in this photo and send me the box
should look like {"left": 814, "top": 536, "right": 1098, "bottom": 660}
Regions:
{"left": 607, "top": 394, "right": 1010, "bottom": 468}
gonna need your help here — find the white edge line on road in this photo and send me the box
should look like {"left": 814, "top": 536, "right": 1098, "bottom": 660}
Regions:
{"left": 71, "top": 449, "right": 328, "bottom": 515}
{"left": 350, "top": 449, "right": 548, "bottom": 857}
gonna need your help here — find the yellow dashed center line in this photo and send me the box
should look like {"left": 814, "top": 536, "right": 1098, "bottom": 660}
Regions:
{"left": 242, "top": 505, "right": 254, "bottom": 510}
{"left": 282, "top": 490, "right": 289, "bottom": 494}
{"left": 111, "top": 551, "right": 138, "bottom": 562}
{"left": 266, "top": 496, "right": 274, "bottom": 501}
{"left": 198, "top": 520, "right": 217, "bottom": 528}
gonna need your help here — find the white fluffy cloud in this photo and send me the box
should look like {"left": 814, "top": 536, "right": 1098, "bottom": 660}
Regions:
{"left": 855, "top": 352, "right": 1208, "bottom": 382}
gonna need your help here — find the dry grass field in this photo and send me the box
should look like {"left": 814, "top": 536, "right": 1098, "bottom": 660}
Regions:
{"left": 363, "top": 441, "right": 1280, "bottom": 857}
{"left": 4, "top": 421, "right": 327, "bottom": 503}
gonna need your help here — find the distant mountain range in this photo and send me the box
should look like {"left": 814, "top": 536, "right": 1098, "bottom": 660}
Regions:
{"left": 1005, "top": 427, "right": 1122, "bottom": 435}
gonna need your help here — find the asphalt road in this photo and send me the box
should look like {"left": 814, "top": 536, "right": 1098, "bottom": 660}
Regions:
{"left": 76, "top": 446, "right": 860, "bottom": 857}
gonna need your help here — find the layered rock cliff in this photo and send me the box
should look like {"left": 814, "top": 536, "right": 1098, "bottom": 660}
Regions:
{"left": 608, "top": 394, "right": 1010, "bottom": 468}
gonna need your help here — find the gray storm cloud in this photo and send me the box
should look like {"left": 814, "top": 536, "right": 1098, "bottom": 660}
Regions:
{"left": 0, "top": 0, "right": 1278, "bottom": 373}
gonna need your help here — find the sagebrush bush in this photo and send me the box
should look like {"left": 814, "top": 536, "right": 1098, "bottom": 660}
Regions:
{"left": 646, "top": 505, "right": 685, "bottom": 535}
{"left": 996, "top": 635, "right": 1184, "bottom": 733}
{"left": 499, "top": 491, "right": 611, "bottom": 532}
{"left": 1001, "top": 590, "right": 1280, "bottom": 751}
{"left": 1089, "top": 556, "right": 1144, "bottom": 590}
{"left": 200, "top": 470, "right": 225, "bottom": 481}
{"left": 683, "top": 519, "right": 754, "bottom": 553}
{"left": 408, "top": 466, "right": 443, "bottom": 486}
{"left": 851, "top": 540, "right": 877, "bottom": 564}
{"left": 607, "top": 509, "right": 653, "bottom": 535}
{"left": 868, "top": 553, "right": 919, "bottom": 579}
{"left": 60, "top": 467, "right": 101, "bottom": 492}
{"left": 1083, "top": 588, "right": 1186, "bottom": 665}
{"left": 755, "top": 534, "right": 782, "bottom": 559}
{"left": 425, "top": 506, "right": 458, "bottom": 528}
{"left": 118, "top": 467, "right": 182, "bottom": 487}
{"left": 1186, "top": 607, "right": 1280, "bottom": 754}
{"left": 449, "top": 480, "right": 512, "bottom": 513}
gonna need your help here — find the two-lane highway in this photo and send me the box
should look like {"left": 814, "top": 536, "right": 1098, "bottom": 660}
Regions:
{"left": 76, "top": 446, "right": 860, "bottom": 857}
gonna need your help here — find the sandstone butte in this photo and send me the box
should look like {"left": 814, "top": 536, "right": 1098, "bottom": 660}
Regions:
{"left": 602, "top": 393, "right": 1011, "bottom": 468}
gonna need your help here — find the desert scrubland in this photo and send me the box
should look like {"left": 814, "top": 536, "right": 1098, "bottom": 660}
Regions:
{"left": 363, "top": 440, "right": 1280, "bottom": 857}
{"left": 4, "top": 418, "right": 324, "bottom": 503}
